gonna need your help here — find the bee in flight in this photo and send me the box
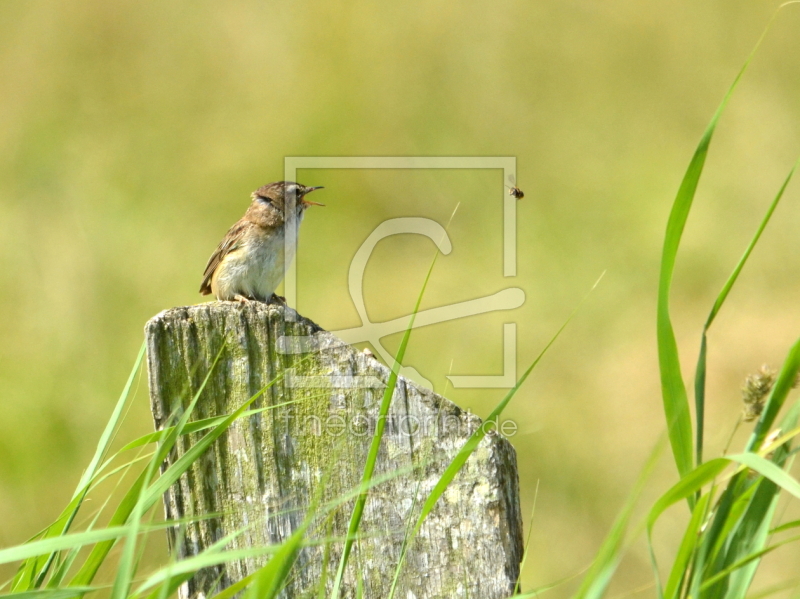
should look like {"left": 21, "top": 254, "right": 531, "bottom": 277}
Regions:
{"left": 506, "top": 174, "right": 524, "bottom": 199}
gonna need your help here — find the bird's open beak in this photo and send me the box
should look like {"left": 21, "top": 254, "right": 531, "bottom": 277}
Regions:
{"left": 302, "top": 186, "right": 325, "bottom": 206}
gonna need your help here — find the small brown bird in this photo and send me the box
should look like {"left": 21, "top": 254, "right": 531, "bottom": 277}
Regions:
{"left": 199, "top": 181, "right": 324, "bottom": 303}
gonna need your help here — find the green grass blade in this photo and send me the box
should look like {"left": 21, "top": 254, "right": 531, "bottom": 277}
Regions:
{"left": 746, "top": 337, "right": 800, "bottom": 453}
{"left": 770, "top": 520, "right": 800, "bottom": 534}
{"left": 0, "top": 588, "right": 97, "bottom": 599}
{"left": 726, "top": 453, "right": 800, "bottom": 498}
{"left": 10, "top": 450, "right": 151, "bottom": 588}
{"left": 657, "top": 20, "right": 773, "bottom": 482}
{"left": 514, "top": 479, "right": 540, "bottom": 595}
{"left": 9, "top": 345, "right": 146, "bottom": 592}
{"left": 92, "top": 379, "right": 271, "bottom": 587}
{"left": 694, "top": 335, "right": 709, "bottom": 470}
{"left": 77, "top": 342, "right": 146, "bottom": 496}
{"left": 135, "top": 522, "right": 256, "bottom": 595}
{"left": 46, "top": 461, "right": 139, "bottom": 590}
{"left": 388, "top": 274, "right": 603, "bottom": 599}
{"left": 711, "top": 397, "right": 800, "bottom": 596}
{"left": 316, "top": 516, "right": 336, "bottom": 599}
{"left": 702, "top": 479, "right": 759, "bottom": 574}
{"left": 330, "top": 209, "right": 454, "bottom": 599}
{"left": 700, "top": 533, "right": 800, "bottom": 592}
{"left": 701, "top": 159, "right": 798, "bottom": 332}
{"left": 142, "top": 573, "right": 195, "bottom": 599}
{"left": 646, "top": 458, "right": 729, "bottom": 594}
{"left": 109, "top": 423, "right": 172, "bottom": 599}
{"left": 69, "top": 347, "right": 228, "bottom": 586}
{"left": 573, "top": 441, "right": 661, "bottom": 599}
{"left": 139, "top": 382, "right": 273, "bottom": 512}
{"left": 241, "top": 526, "right": 307, "bottom": 599}
{"left": 648, "top": 452, "right": 800, "bottom": 596}
{"left": 117, "top": 398, "right": 305, "bottom": 452}
{"left": 718, "top": 484, "right": 780, "bottom": 599}
{"left": 647, "top": 452, "right": 800, "bottom": 597}
{"left": 663, "top": 492, "right": 711, "bottom": 599}
{"left": 0, "top": 520, "right": 186, "bottom": 566}
{"left": 0, "top": 528, "right": 133, "bottom": 566}
{"left": 136, "top": 546, "right": 285, "bottom": 594}
{"left": 694, "top": 158, "right": 799, "bottom": 466}
{"left": 207, "top": 573, "right": 257, "bottom": 599}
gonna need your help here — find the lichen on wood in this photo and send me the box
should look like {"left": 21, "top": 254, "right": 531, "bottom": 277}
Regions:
{"left": 146, "top": 301, "right": 523, "bottom": 598}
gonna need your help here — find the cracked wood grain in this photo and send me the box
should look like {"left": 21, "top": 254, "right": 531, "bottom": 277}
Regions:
{"left": 146, "top": 301, "right": 523, "bottom": 599}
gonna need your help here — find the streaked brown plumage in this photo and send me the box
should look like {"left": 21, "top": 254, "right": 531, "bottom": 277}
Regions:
{"left": 199, "top": 181, "right": 324, "bottom": 302}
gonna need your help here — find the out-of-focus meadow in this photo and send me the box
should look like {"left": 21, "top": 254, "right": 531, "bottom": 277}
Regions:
{"left": 1, "top": 0, "right": 800, "bottom": 594}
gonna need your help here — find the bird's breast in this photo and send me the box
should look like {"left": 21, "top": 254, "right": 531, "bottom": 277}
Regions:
{"left": 241, "top": 226, "right": 298, "bottom": 298}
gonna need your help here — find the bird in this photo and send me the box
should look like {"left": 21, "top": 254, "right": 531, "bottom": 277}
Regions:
{"left": 199, "top": 181, "right": 324, "bottom": 303}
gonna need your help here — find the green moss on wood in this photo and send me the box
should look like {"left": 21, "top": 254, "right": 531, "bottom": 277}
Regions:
{"left": 146, "top": 302, "right": 523, "bottom": 599}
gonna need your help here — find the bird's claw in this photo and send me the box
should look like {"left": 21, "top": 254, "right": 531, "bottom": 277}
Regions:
{"left": 269, "top": 294, "right": 288, "bottom": 306}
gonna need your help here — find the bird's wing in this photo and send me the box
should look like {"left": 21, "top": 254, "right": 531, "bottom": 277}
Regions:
{"left": 199, "top": 219, "right": 250, "bottom": 295}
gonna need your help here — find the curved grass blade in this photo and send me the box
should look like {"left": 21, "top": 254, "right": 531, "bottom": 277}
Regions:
{"left": 770, "top": 519, "right": 800, "bottom": 535}
{"left": 142, "top": 573, "right": 195, "bottom": 599}
{"left": 746, "top": 337, "right": 800, "bottom": 453}
{"left": 136, "top": 545, "right": 286, "bottom": 594}
{"left": 657, "top": 17, "right": 777, "bottom": 483}
{"left": 513, "top": 479, "right": 540, "bottom": 595}
{"left": 694, "top": 158, "right": 799, "bottom": 465}
{"left": 241, "top": 526, "right": 307, "bottom": 599}
{"left": 505, "top": 565, "right": 592, "bottom": 599}
{"left": 663, "top": 492, "right": 712, "bottom": 599}
{"left": 0, "top": 528, "right": 133, "bottom": 567}
{"left": 206, "top": 573, "right": 257, "bottom": 599}
{"left": 11, "top": 448, "right": 153, "bottom": 589}
{"left": 69, "top": 345, "right": 229, "bottom": 586}
{"left": 646, "top": 458, "right": 729, "bottom": 594}
{"left": 240, "top": 444, "right": 345, "bottom": 599}
{"left": 0, "top": 520, "right": 191, "bottom": 566}
{"left": 118, "top": 398, "right": 307, "bottom": 452}
{"left": 745, "top": 578, "right": 800, "bottom": 599}
{"left": 647, "top": 447, "right": 800, "bottom": 594}
{"left": 329, "top": 204, "right": 459, "bottom": 599}
{"left": 135, "top": 519, "right": 257, "bottom": 596}
{"left": 78, "top": 342, "right": 146, "bottom": 497}
{"left": 699, "top": 533, "right": 800, "bottom": 591}
{"left": 46, "top": 454, "right": 152, "bottom": 590}
{"left": 573, "top": 440, "right": 662, "bottom": 599}
{"left": 140, "top": 363, "right": 293, "bottom": 516}
{"left": 10, "top": 344, "right": 146, "bottom": 591}
{"left": 697, "top": 388, "right": 800, "bottom": 595}
{"left": 109, "top": 420, "right": 173, "bottom": 599}
{"left": 0, "top": 588, "right": 97, "bottom": 599}
{"left": 387, "top": 273, "right": 604, "bottom": 599}
{"left": 726, "top": 453, "right": 800, "bottom": 498}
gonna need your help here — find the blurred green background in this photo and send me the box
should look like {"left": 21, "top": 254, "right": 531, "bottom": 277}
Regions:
{"left": 2, "top": 0, "right": 800, "bottom": 594}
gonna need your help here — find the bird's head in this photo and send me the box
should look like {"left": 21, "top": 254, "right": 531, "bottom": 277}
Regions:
{"left": 252, "top": 181, "right": 324, "bottom": 215}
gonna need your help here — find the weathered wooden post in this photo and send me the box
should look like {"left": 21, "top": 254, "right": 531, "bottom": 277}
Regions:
{"left": 146, "top": 302, "right": 523, "bottom": 598}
